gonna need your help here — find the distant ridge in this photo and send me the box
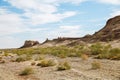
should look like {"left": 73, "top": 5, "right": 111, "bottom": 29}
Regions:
{"left": 20, "top": 15, "right": 120, "bottom": 48}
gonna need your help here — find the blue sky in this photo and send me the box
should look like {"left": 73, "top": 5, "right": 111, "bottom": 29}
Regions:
{"left": 0, "top": 0, "right": 120, "bottom": 48}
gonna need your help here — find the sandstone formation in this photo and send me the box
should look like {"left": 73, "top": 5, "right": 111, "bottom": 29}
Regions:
{"left": 91, "top": 15, "right": 120, "bottom": 41}
{"left": 20, "top": 40, "right": 39, "bottom": 48}
{"left": 20, "top": 15, "right": 120, "bottom": 48}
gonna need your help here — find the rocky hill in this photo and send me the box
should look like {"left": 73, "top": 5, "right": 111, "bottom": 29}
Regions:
{"left": 40, "top": 16, "right": 120, "bottom": 46}
{"left": 91, "top": 15, "right": 120, "bottom": 42}
{"left": 20, "top": 15, "right": 120, "bottom": 48}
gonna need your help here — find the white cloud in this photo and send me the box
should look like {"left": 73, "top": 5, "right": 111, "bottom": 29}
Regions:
{"left": 0, "top": 0, "right": 82, "bottom": 48}
{"left": 110, "top": 10, "right": 120, "bottom": 17}
{"left": 4, "top": 0, "right": 78, "bottom": 25}
{"left": 42, "top": 25, "right": 94, "bottom": 40}
{"left": 0, "top": 36, "right": 23, "bottom": 48}
{"left": 0, "top": 8, "right": 26, "bottom": 35}
{"left": 60, "top": 25, "right": 81, "bottom": 30}
{"left": 24, "top": 11, "right": 76, "bottom": 25}
{"left": 97, "top": 0, "right": 120, "bottom": 5}
{"left": 59, "top": 0, "right": 86, "bottom": 5}
{"left": 45, "top": 25, "right": 82, "bottom": 38}
{"left": 5, "top": 0, "right": 57, "bottom": 13}
{"left": 0, "top": 7, "right": 48, "bottom": 36}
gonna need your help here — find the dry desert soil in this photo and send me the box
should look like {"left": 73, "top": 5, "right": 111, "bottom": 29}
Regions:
{"left": 0, "top": 54, "right": 120, "bottom": 80}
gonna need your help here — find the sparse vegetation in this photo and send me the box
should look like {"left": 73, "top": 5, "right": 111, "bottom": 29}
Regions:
{"left": 0, "top": 60, "right": 5, "bottom": 63}
{"left": 20, "top": 67, "right": 34, "bottom": 76}
{"left": 31, "top": 62, "right": 36, "bottom": 66}
{"left": 97, "top": 48, "right": 120, "bottom": 60}
{"left": 16, "top": 55, "right": 32, "bottom": 62}
{"left": 0, "top": 56, "right": 2, "bottom": 60}
{"left": 1, "top": 43, "right": 120, "bottom": 60}
{"left": 16, "top": 57, "right": 25, "bottom": 62}
{"left": 4, "top": 53, "right": 9, "bottom": 56}
{"left": 37, "top": 59, "right": 56, "bottom": 67}
{"left": 91, "top": 61, "right": 101, "bottom": 69}
{"left": 35, "top": 56, "right": 45, "bottom": 61}
{"left": 57, "top": 61, "right": 71, "bottom": 71}
{"left": 37, "top": 63, "right": 41, "bottom": 66}
{"left": 81, "top": 54, "right": 89, "bottom": 60}
{"left": 90, "top": 43, "right": 103, "bottom": 55}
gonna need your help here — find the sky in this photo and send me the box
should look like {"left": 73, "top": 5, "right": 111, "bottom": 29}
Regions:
{"left": 0, "top": 0, "right": 120, "bottom": 48}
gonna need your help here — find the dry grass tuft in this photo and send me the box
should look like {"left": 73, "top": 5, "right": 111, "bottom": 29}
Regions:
{"left": 91, "top": 61, "right": 101, "bottom": 69}
{"left": 57, "top": 61, "right": 71, "bottom": 71}
{"left": 20, "top": 67, "right": 34, "bottom": 76}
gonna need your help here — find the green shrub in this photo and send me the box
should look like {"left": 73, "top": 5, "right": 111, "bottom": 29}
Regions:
{"left": 57, "top": 62, "right": 71, "bottom": 71}
{"left": 90, "top": 43, "right": 103, "bottom": 55}
{"left": 16, "top": 54, "right": 32, "bottom": 62}
{"left": 97, "top": 48, "right": 120, "bottom": 60}
{"left": 20, "top": 67, "right": 34, "bottom": 76}
{"left": 110, "top": 48, "right": 120, "bottom": 54}
{"left": 4, "top": 53, "right": 9, "bottom": 56}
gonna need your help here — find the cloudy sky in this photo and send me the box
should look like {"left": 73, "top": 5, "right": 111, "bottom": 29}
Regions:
{"left": 0, "top": 0, "right": 120, "bottom": 48}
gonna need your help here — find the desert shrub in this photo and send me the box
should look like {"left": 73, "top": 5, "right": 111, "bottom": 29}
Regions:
{"left": 4, "top": 53, "right": 9, "bottom": 56}
{"left": 58, "top": 53, "right": 67, "bottom": 58}
{"left": 81, "top": 54, "right": 89, "bottom": 60}
{"left": 16, "top": 54, "right": 32, "bottom": 62}
{"left": 35, "top": 56, "right": 45, "bottom": 61}
{"left": 50, "top": 47, "right": 68, "bottom": 57}
{"left": 20, "top": 67, "right": 34, "bottom": 76}
{"left": 6, "top": 46, "right": 85, "bottom": 58}
{"left": 68, "top": 53, "right": 78, "bottom": 57}
{"left": 97, "top": 48, "right": 120, "bottom": 60}
{"left": 31, "top": 62, "right": 36, "bottom": 66}
{"left": 91, "top": 61, "right": 101, "bottom": 69}
{"left": 57, "top": 62, "right": 71, "bottom": 71}
{"left": 0, "top": 56, "right": 2, "bottom": 60}
{"left": 37, "top": 63, "right": 41, "bottom": 66}
{"left": 74, "top": 45, "right": 84, "bottom": 50}
{"left": 11, "top": 48, "right": 35, "bottom": 56}
{"left": 0, "top": 60, "right": 5, "bottom": 63}
{"left": 108, "top": 48, "right": 120, "bottom": 60}
{"left": 109, "top": 48, "right": 120, "bottom": 54}
{"left": 32, "top": 50, "right": 41, "bottom": 54}
{"left": 10, "top": 59, "right": 16, "bottom": 62}
{"left": 67, "top": 47, "right": 82, "bottom": 57}
{"left": 16, "top": 57, "right": 25, "bottom": 62}
{"left": 25, "top": 55, "right": 32, "bottom": 60}
{"left": 90, "top": 43, "right": 103, "bottom": 55}
{"left": 37, "top": 59, "right": 56, "bottom": 67}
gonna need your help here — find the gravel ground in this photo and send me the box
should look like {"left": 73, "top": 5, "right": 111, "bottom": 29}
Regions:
{"left": 0, "top": 56, "right": 120, "bottom": 80}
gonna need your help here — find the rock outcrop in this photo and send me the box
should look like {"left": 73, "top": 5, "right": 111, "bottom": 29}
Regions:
{"left": 91, "top": 15, "right": 120, "bottom": 42}
{"left": 20, "top": 40, "right": 40, "bottom": 48}
{"left": 20, "top": 15, "right": 120, "bottom": 48}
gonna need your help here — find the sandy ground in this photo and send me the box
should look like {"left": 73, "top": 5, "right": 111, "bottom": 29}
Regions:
{"left": 0, "top": 55, "right": 120, "bottom": 80}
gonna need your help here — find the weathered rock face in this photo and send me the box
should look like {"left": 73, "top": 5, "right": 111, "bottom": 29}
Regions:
{"left": 20, "top": 40, "right": 39, "bottom": 48}
{"left": 91, "top": 15, "right": 120, "bottom": 41}
{"left": 20, "top": 16, "right": 120, "bottom": 48}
